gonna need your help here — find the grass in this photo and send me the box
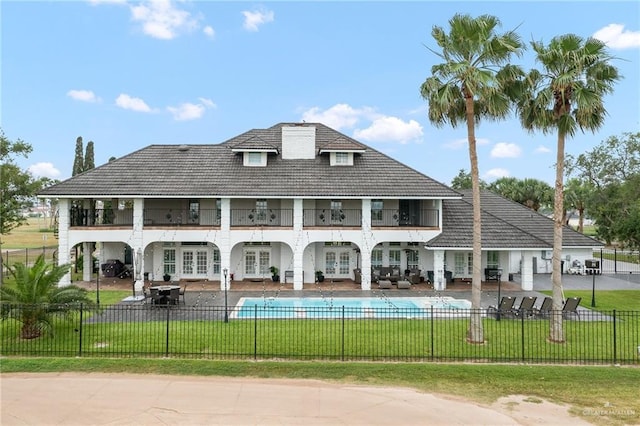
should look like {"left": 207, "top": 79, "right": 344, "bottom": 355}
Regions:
{"left": 1, "top": 358, "right": 638, "bottom": 426}
{"left": 1, "top": 217, "right": 58, "bottom": 249}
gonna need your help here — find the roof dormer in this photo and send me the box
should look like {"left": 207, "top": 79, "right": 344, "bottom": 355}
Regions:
{"left": 318, "top": 136, "right": 366, "bottom": 166}
{"left": 230, "top": 136, "right": 278, "bottom": 167}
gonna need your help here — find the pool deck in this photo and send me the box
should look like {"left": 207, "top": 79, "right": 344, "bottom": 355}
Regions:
{"left": 81, "top": 272, "right": 638, "bottom": 312}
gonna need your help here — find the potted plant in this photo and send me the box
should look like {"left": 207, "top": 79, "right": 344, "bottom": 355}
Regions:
{"left": 315, "top": 270, "right": 324, "bottom": 282}
{"left": 269, "top": 266, "right": 280, "bottom": 282}
{"left": 163, "top": 273, "right": 171, "bottom": 282}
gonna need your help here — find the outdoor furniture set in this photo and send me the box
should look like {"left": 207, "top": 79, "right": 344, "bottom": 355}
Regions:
{"left": 143, "top": 283, "right": 187, "bottom": 307}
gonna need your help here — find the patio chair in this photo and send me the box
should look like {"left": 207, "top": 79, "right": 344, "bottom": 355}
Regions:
{"left": 169, "top": 287, "right": 180, "bottom": 306}
{"left": 486, "top": 296, "right": 516, "bottom": 319}
{"left": 179, "top": 283, "right": 187, "bottom": 305}
{"left": 562, "top": 297, "right": 582, "bottom": 320}
{"left": 514, "top": 296, "right": 537, "bottom": 318}
{"left": 149, "top": 287, "right": 162, "bottom": 307}
{"left": 534, "top": 297, "right": 553, "bottom": 318}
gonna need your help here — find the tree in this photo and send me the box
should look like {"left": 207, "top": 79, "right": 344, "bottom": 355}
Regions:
{"left": 72, "top": 136, "right": 84, "bottom": 176}
{"left": 0, "top": 130, "right": 41, "bottom": 235}
{"left": 563, "top": 177, "right": 592, "bottom": 232}
{"left": 487, "top": 177, "right": 552, "bottom": 211}
{"left": 84, "top": 140, "right": 95, "bottom": 171}
{"left": 0, "top": 255, "right": 96, "bottom": 339}
{"left": 420, "top": 14, "right": 524, "bottom": 343}
{"left": 450, "top": 169, "right": 486, "bottom": 190}
{"left": 516, "top": 34, "right": 621, "bottom": 342}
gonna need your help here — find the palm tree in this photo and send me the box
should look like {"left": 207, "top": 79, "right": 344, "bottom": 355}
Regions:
{"left": 420, "top": 14, "right": 525, "bottom": 343}
{"left": 0, "top": 255, "right": 96, "bottom": 339}
{"left": 516, "top": 34, "right": 620, "bottom": 342}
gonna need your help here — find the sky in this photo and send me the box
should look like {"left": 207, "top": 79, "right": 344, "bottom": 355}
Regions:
{"left": 2, "top": 0, "right": 639, "bottom": 188}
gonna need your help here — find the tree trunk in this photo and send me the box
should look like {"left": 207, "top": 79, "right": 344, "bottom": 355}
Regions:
{"left": 550, "top": 131, "right": 566, "bottom": 343}
{"left": 465, "top": 94, "right": 484, "bottom": 344}
{"left": 21, "top": 320, "right": 42, "bottom": 339}
{"left": 578, "top": 207, "right": 585, "bottom": 233}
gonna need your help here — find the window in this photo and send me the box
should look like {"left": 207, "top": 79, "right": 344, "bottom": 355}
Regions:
{"left": 189, "top": 200, "right": 199, "bottom": 222}
{"left": 371, "top": 249, "right": 383, "bottom": 268}
{"left": 330, "top": 200, "right": 343, "bottom": 222}
{"left": 389, "top": 249, "right": 401, "bottom": 268}
{"left": 407, "top": 250, "right": 419, "bottom": 270}
{"left": 454, "top": 252, "right": 473, "bottom": 275}
{"left": 163, "top": 248, "right": 176, "bottom": 275}
{"left": 487, "top": 251, "right": 500, "bottom": 269}
{"left": 213, "top": 249, "right": 220, "bottom": 274}
{"left": 256, "top": 199, "right": 267, "bottom": 221}
{"left": 371, "top": 200, "right": 383, "bottom": 221}
{"left": 247, "top": 152, "right": 262, "bottom": 165}
{"left": 335, "top": 152, "right": 349, "bottom": 164}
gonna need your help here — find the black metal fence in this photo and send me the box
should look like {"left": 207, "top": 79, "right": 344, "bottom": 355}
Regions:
{"left": 1, "top": 304, "right": 638, "bottom": 365}
{"left": 596, "top": 248, "right": 640, "bottom": 274}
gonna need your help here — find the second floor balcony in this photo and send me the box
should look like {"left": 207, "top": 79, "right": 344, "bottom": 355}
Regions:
{"left": 69, "top": 207, "right": 439, "bottom": 229}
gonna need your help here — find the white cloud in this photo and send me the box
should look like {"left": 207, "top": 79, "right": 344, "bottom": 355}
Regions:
{"left": 130, "top": 0, "right": 199, "bottom": 40}
{"left": 491, "top": 142, "right": 522, "bottom": 158}
{"left": 593, "top": 23, "right": 640, "bottom": 49}
{"left": 115, "top": 93, "right": 153, "bottom": 112}
{"left": 353, "top": 117, "right": 423, "bottom": 144}
{"left": 535, "top": 145, "right": 551, "bottom": 154}
{"left": 203, "top": 25, "right": 215, "bottom": 39}
{"left": 167, "top": 98, "right": 215, "bottom": 121}
{"left": 484, "top": 168, "right": 510, "bottom": 180}
{"left": 301, "top": 104, "right": 376, "bottom": 131}
{"left": 28, "top": 162, "right": 61, "bottom": 179}
{"left": 443, "top": 137, "right": 490, "bottom": 150}
{"left": 242, "top": 8, "right": 274, "bottom": 32}
{"left": 67, "top": 89, "right": 100, "bottom": 103}
{"left": 198, "top": 97, "right": 216, "bottom": 108}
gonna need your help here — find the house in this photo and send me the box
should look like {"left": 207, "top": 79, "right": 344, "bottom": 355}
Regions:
{"left": 39, "top": 122, "right": 603, "bottom": 294}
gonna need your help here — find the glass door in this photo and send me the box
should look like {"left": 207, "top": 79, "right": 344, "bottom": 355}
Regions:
{"left": 182, "top": 249, "right": 208, "bottom": 279}
{"left": 244, "top": 249, "right": 270, "bottom": 278}
{"left": 324, "top": 249, "right": 351, "bottom": 279}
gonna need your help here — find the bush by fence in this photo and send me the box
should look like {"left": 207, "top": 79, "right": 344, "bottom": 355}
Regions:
{"left": 1, "top": 304, "right": 638, "bottom": 365}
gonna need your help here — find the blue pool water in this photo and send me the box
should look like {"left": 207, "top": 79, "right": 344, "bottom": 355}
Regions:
{"left": 233, "top": 297, "right": 471, "bottom": 319}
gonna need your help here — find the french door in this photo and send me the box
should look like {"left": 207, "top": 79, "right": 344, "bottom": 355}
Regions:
{"left": 244, "top": 249, "right": 270, "bottom": 278}
{"left": 324, "top": 250, "right": 351, "bottom": 279}
{"left": 182, "top": 249, "right": 208, "bottom": 279}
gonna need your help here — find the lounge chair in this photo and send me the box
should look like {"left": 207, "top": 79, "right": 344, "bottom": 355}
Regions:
{"left": 514, "top": 296, "right": 537, "bottom": 318}
{"left": 534, "top": 297, "right": 553, "bottom": 318}
{"left": 487, "top": 296, "right": 516, "bottom": 319}
{"left": 562, "top": 297, "right": 581, "bottom": 320}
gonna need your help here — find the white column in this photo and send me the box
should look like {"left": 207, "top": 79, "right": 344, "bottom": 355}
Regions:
{"left": 219, "top": 198, "right": 231, "bottom": 290}
{"left": 433, "top": 250, "right": 446, "bottom": 290}
{"left": 132, "top": 198, "right": 144, "bottom": 296}
{"left": 292, "top": 198, "right": 304, "bottom": 290}
{"left": 521, "top": 251, "right": 534, "bottom": 290}
{"left": 57, "top": 199, "right": 72, "bottom": 286}
{"left": 360, "top": 199, "right": 373, "bottom": 290}
{"left": 82, "top": 242, "right": 92, "bottom": 282}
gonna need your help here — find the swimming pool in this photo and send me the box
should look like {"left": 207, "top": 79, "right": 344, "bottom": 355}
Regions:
{"left": 232, "top": 296, "right": 472, "bottom": 319}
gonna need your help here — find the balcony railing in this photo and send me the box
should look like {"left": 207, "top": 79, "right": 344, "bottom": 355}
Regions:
{"left": 231, "top": 209, "right": 293, "bottom": 227}
{"left": 70, "top": 208, "right": 134, "bottom": 227}
{"left": 143, "top": 209, "right": 220, "bottom": 226}
{"left": 303, "top": 209, "right": 363, "bottom": 227}
{"left": 68, "top": 207, "right": 439, "bottom": 229}
{"left": 371, "top": 209, "right": 439, "bottom": 227}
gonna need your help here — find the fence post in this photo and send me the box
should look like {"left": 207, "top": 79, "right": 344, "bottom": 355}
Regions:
{"left": 614, "top": 249, "right": 618, "bottom": 274}
{"left": 430, "top": 306, "right": 434, "bottom": 361}
{"left": 341, "top": 306, "right": 345, "bottom": 361}
{"left": 254, "top": 304, "right": 258, "bottom": 360}
{"left": 612, "top": 310, "right": 617, "bottom": 364}
{"left": 521, "top": 310, "right": 525, "bottom": 362}
{"left": 78, "top": 304, "right": 83, "bottom": 357}
{"left": 165, "top": 306, "right": 170, "bottom": 357}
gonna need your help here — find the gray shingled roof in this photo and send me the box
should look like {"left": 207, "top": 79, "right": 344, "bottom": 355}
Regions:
{"left": 39, "top": 123, "right": 460, "bottom": 198}
{"left": 426, "top": 190, "right": 604, "bottom": 249}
